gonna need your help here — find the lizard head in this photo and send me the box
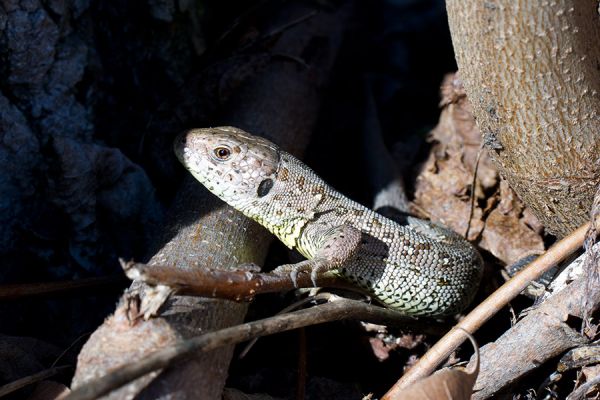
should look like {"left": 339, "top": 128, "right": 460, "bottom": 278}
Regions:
{"left": 174, "top": 126, "right": 281, "bottom": 208}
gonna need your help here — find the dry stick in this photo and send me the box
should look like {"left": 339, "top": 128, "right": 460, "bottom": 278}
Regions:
{"left": 64, "top": 299, "right": 427, "bottom": 400}
{"left": 566, "top": 374, "right": 600, "bottom": 400}
{"left": 0, "top": 276, "right": 125, "bottom": 300}
{"left": 0, "top": 365, "right": 71, "bottom": 397}
{"left": 126, "top": 259, "right": 450, "bottom": 350}
{"left": 382, "top": 220, "right": 592, "bottom": 398}
{"left": 239, "top": 293, "right": 343, "bottom": 358}
{"left": 464, "top": 143, "right": 483, "bottom": 240}
{"left": 121, "top": 260, "right": 356, "bottom": 302}
{"left": 126, "top": 262, "right": 447, "bottom": 329}
{"left": 229, "top": 8, "right": 318, "bottom": 54}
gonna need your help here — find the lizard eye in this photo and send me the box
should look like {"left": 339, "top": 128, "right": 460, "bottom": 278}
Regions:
{"left": 213, "top": 146, "right": 232, "bottom": 161}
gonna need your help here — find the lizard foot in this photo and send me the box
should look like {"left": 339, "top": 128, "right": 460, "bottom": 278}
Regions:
{"left": 272, "top": 223, "right": 362, "bottom": 287}
{"left": 272, "top": 257, "right": 338, "bottom": 288}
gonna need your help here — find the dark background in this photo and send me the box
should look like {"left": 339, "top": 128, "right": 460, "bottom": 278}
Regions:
{"left": 0, "top": 0, "right": 455, "bottom": 397}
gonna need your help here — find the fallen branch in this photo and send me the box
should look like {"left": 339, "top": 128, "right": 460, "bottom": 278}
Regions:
{"left": 121, "top": 259, "right": 359, "bottom": 302}
{"left": 239, "top": 293, "right": 338, "bottom": 358}
{"left": 567, "top": 374, "right": 600, "bottom": 400}
{"left": 64, "top": 299, "right": 439, "bottom": 400}
{"left": 469, "top": 273, "right": 594, "bottom": 398}
{"left": 383, "top": 219, "right": 593, "bottom": 397}
{"left": 0, "top": 276, "right": 125, "bottom": 300}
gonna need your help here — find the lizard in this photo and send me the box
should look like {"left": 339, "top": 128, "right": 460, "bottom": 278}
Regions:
{"left": 174, "top": 126, "right": 483, "bottom": 317}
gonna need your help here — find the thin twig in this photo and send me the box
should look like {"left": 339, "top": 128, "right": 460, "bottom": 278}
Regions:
{"left": 465, "top": 143, "right": 483, "bottom": 240}
{"left": 383, "top": 218, "right": 594, "bottom": 398}
{"left": 263, "top": 10, "right": 319, "bottom": 40}
{"left": 237, "top": 10, "right": 319, "bottom": 54}
{"left": 51, "top": 333, "right": 91, "bottom": 368}
{"left": 239, "top": 293, "right": 342, "bottom": 358}
{"left": 213, "top": 0, "right": 270, "bottom": 47}
{"left": 0, "top": 276, "right": 125, "bottom": 300}
{"left": 0, "top": 365, "right": 70, "bottom": 397}
{"left": 64, "top": 299, "right": 439, "bottom": 400}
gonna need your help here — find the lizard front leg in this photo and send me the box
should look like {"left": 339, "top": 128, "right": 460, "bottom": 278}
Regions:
{"left": 272, "top": 223, "right": 362, "bottom": 287}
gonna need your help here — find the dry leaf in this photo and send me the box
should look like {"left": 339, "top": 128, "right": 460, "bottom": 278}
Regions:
{"left": 389, "top": 330, "right": 479, "bottom": 400}
{"left": 479, "top": 180, "right": 545, "bottom": 264}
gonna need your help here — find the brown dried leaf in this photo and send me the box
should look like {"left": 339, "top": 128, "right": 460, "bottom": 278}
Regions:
{"left": 479, "top": 180, "right": 545, "bottom": 264}
{"left": 368, "top": 333, "right": 425, "bottom": 361}
{"left": 581, "top": 365, "right": 600, "bottom": 396}
{"left": 412, "top": 74, "right": 496, "bottom": 241}
{"left": 369, "top": 337, "right": 392, "bottom": 361}
{"left": 390, "top": 332, "right": 479, "bottom": 400}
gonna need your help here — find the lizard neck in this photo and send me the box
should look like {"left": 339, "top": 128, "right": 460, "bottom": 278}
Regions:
{"left": 237, "top": 152, "right": 328, "bottom": 253}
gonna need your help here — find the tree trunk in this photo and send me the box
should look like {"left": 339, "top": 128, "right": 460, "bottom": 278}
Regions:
{"left": 446, "top": 0, "right": 600, "bottom": 237}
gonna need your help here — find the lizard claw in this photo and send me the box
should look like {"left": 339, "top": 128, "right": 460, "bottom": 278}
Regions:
{"left": 272, "top": 263, "right": 303, "bottom": 287}
{"left": 290, "top": 269, "right": 300, "bottom": 288}
{"left": 310, "top": 269, "right": 319, "bottom": 287}
{"left": 272, "top": 260, "right": 328, "bottom": 288}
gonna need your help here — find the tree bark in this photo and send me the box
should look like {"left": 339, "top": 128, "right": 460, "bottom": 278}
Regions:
{"left": 70, "top": 3, "right": 345, "bottom": 399}
{"left": 469, "top": 274, "right": 596, "bottom": 398}
{"left": 446, "top": 0, "right": 600, "bottom": 237}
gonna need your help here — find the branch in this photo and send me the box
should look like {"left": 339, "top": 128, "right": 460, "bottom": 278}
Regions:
{"left": 567, "top": 374, "right": 600, "bottom": 400}
{"left": 0, "top": 276, "right": 125, "bottom": 300}
{"left": 121, "top": 259, "right": 360, "bottom": 302}
{"left": 469, "top": 275, "right": 593, "bottom": 398}
{"left": 64, "top": 299, "right": 439, "bottom": 400}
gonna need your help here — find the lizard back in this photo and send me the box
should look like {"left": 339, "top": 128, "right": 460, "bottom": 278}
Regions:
{"left": 243, "top": 152, "right": 483, "bottom": 316}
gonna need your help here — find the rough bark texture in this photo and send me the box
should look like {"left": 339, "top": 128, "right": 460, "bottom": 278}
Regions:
{"left": 70, "top": 4, "right": 344, "bottom": 400}
{"left": 468, "top": 275, "right": 597, "bottom": 399}
{"left": 446, "top": 0, "right": 600, "bottom": 237}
